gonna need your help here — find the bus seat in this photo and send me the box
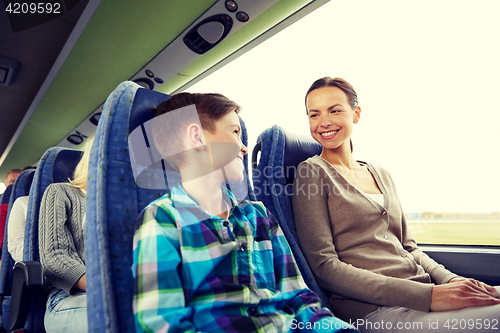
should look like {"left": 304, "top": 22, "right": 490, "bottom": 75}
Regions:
{"left": 86, "top": 81, "right": 255, "bottom": 333}
{"left": 0, "top": 185, "right": 13, "bottom": 257}
{"left": 86, "top": 81, "right": 170, "bottom": 333}
{"left": 7, "top": 148, "right": 82, "bottom": 333}
{"left": 0, "top": 186, "right": 13, "bottom": 205}
{"left": 251, "top": 125, "right": 332, "bottom": 310}
{"left": 0, "top": 169, "right": 35, "bottom": 330}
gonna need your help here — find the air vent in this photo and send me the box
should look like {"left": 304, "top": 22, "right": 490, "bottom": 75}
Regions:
{"left": 184, "top": 14, "right": 233, "bottom": 54}
{"left": 0, "top": 56, "right": 20, "bottom": 86}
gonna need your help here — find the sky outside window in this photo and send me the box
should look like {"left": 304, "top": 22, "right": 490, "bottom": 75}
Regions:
{"left": 187, "top": 0, "right": 500, "bottom": 216}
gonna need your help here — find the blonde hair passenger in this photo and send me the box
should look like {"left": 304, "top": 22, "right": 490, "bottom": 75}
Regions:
{"left": 69, "top": 136, "right": 94, "bottom": 191}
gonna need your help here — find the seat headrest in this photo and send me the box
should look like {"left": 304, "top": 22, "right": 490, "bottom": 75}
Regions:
{"left": 52, "top": 149, "right": 83, "bottom": 183}
{"left": 1, "top": 185, "right": 13, "bottom": 204}
{"left": 282, "top": 130, "right": 322, "bottom": 186}
{"left": 129, "top": 87, "right": 170, "bottom": 134}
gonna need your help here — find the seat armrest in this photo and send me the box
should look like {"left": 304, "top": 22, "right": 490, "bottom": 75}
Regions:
{"left": 6, "top": 261, "right": 43, "bottom": 333}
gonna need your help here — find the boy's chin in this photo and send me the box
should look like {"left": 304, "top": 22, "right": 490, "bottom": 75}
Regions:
{"left": 225, "top": 170, "right": 245, "bottom": 184}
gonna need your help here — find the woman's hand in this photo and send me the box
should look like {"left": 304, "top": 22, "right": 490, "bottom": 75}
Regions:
{"left": 74, "top": 273, "right": 87, "bottom": 291}
{"left": 430, "top": 277, "right": 499, "bottom": 312}
{"left": 449, "top": 277, "right": 499, "bottom": 298}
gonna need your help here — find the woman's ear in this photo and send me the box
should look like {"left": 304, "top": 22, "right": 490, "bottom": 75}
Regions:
{"left": 353, "top": 106, "right": 361, "bottom": 124}
{"left": 186, "top": 123, "right": 205, "bottom": 148}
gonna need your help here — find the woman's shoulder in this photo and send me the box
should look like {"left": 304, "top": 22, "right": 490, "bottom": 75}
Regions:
{"left": 298, "top": 154, "right": 322, "bottom": 166}
{"left": 44, "top": 182, "right": 85, "bottom": 199}
{"left": 297, "top": 154, "right": 330, "bottom": 171}
{"left": 296, "top": 155, "right": 335, "bottom": 178}
{"left": 360, "top": 161, "right": 395, "bottom": 183}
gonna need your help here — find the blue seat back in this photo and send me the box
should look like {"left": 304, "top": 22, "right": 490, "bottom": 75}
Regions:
{"left": 23, "top": 148, "right": 82, "bottom": 333}
{"left": 86, "top": 81, "right": 255, "bottom": 333}
{"left": 0, "top": 185, "right": 13, "bottom": 205}
{"left": 251, "top": 125, "right": 331, "bottom": 309}
{"left": 0, "top": 185, "right": 13, "bottom": 255}
{"left": 0, "top": 169, "right": 35, "bottom": 329}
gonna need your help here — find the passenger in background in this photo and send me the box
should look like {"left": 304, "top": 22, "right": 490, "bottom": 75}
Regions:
{"left": 7, "top": 166, "right": 36, "bottom": 262}
{"left": 0, "top": 167, "right": 33, "bottom": 257}
{"left": 7, "top": 196, "right": 28, "bottom": 262}
{"left": 39, "top": 138, "right": 93, "bottom": 333}
{"left": 132, "top": 93, "right": 355, "bottom": 333}
{"left": 4, "top": 169, "right": 21, "bottom": 187}
{"left": 0, "top": 185, "right": 12, "bottom": 256}
{"left": 293, "top": 77, "right": 500, "bottom": 332}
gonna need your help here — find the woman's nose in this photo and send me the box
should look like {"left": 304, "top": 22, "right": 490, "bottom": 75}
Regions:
{"left": 321, "top": 117, "right": 331, "bottom": 127}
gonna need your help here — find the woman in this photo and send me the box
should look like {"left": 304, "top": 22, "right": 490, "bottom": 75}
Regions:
{"left": 292, "top": 77, "right": 500, "bottom": 332}
{"left": 39, "top": 137, "right": 94, "bottom": 333}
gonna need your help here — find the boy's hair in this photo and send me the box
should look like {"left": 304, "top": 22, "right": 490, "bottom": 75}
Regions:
{"left": 151, "top": 92, "right": 241, "bottom": 171}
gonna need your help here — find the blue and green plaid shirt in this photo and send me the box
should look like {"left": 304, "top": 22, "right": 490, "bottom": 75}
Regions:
{"left": 132, "top": 184, "right": 354, "bottom": 333}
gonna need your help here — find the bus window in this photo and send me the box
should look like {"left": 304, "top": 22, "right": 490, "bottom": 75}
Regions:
{"left": 186, "top": 0, "right": 500, "bottom": 246}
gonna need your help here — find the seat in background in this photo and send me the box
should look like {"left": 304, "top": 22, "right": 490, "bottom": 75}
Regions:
{"left": 86, "top": 81, "right": 255, "bottom": 333}
{"left": 0, "top": 169, "right": 35, "bottom": 330}
{"left": 251, "top": 124, "right": 332, "bottom": 309}
{"left": 0, "top": 185, "right": 13, "bottom": 257}
{"left": 7, "top": 148, "right": 82, "bottom": 333}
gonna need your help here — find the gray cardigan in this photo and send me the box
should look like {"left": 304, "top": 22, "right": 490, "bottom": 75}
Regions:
{"left": 39, "top": 183, "right": 86, "bottom": 294}
{"left": 293, "top": 156, "right": 457, "bottom": 322}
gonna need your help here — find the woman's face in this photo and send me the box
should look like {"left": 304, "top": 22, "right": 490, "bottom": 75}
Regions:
{"left": 306, "top": 86, "right": 360, "bottom": 151}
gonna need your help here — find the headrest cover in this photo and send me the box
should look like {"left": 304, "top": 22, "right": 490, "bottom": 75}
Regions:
{"left": 283, "top": 130, "right": 322, "bottom": 186}
{"left": 53, "top": 150, "right": 83, "bottom": 183}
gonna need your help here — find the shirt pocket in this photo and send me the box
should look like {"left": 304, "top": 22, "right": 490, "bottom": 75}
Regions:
{"left": 252, "top": 238, "right": 276, "bottom": 291}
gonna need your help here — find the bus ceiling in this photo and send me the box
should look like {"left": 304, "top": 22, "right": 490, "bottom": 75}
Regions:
{"left": 0, "top": 0, "right": 328, "bottom": 180}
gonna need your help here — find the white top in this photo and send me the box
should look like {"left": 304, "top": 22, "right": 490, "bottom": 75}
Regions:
{"left": 7, "top": 195, "right": 29, "bottom": 262}
{"left": 364, "top": 192, "right": 384, "bottom": 207}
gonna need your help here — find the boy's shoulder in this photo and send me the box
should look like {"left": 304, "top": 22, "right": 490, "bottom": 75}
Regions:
{"left": 237, "top": 200, "right": 268, "bottom": 218}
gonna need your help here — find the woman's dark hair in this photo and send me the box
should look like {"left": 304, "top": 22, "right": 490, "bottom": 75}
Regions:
{"left": 305, "top": 77, "right": 359, "bottom": 111}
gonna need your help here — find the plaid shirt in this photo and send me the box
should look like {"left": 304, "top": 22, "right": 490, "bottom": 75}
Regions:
{"left": 132, "top": 184, "right": 355, "bottom": 333}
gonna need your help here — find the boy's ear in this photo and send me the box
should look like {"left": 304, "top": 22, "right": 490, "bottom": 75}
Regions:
{"left": 186, "top": 123, "right": 205, "bottom": 148}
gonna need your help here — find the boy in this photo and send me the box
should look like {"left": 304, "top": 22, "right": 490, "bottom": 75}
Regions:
{"left": 131, "top": 92, "right": 356, "bottom": 333}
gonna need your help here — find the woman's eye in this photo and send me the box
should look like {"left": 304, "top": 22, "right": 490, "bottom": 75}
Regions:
{"left": 309, "top": 114, "right": 318, "bottom": 118}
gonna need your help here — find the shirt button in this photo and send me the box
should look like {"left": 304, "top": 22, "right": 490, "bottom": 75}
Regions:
{"left": 401, "top": 254, "right": 407, "bottom": 258}
{"left": 384, "top": 235, "right": 388, "bottom": 240}
{"left": 248, "top": 307, "right": 257, "bottom": 315}
{"left": 223, "top": 221, "right": 229, "bottom": 227}
{"left": 382, "top": 211, "right": 387, "bottom": 215}
{"left": 240, "top": 243, "right": 247, "bottom": 252}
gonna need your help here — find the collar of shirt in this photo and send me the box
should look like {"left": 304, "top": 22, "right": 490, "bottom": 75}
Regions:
{"left": 170, "top": 183, "right": 238, "bottom": 208}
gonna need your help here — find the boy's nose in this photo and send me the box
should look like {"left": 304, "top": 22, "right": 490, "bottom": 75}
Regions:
{"left": 241, "top": 144, "right": 248, "bottom": 155}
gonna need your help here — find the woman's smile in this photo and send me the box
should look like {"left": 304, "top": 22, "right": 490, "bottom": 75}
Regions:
{"left": 319, "top": 130, "right": 339, "bottom": 139}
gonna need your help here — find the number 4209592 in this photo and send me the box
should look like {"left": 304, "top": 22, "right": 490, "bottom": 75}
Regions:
{"left": 5, "top": 2, "right": 61, "bottom": 14}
